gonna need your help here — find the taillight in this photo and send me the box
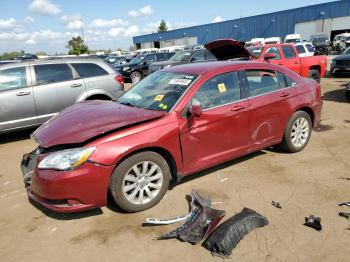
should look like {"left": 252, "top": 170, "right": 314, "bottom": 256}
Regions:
{"left": 115, "top": 74, "right": 124, "bottom": 86}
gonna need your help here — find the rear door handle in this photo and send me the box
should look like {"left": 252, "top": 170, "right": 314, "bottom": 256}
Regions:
{"left": 280, "top": 92, "right": 290, "bottom": 97}
{"left": 231, "top": 105, "right": 247, "bottom": 111}
{"left": 16, "top": 91, "right": 30, "bottom": 96}
{"left": 71, "top": 83, "right": 82, "bottom": 88}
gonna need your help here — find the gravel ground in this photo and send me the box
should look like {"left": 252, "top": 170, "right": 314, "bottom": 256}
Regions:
{"left": 0, "top": 78, "right": 349, "bottom": 262}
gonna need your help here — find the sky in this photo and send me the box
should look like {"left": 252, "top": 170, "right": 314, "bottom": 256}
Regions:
{"left": 0, "top": 0, "right": 336, "bottom": 54}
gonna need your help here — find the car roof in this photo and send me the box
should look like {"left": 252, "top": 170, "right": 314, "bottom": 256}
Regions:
{"left": 165, "top": 60, "right": 284, "bottom": 75}
{"left": 0, "top": 58, "right": 105, "bottom": 68}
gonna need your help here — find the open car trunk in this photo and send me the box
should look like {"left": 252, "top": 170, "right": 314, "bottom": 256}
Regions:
{"left": 204, "top": 39, "right": 251, "bottom": 61}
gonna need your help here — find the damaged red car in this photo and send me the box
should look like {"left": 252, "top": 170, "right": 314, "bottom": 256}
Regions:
{"left": 21, "top": 40, "right": 323, "bottom": 213}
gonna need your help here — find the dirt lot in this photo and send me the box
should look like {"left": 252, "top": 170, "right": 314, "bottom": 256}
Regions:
{"left": 1, "top": 78, "right": 349, "bottom": 262}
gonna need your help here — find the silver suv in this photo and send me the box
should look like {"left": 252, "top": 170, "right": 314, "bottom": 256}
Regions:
{"left": 0, "top": 58, "right": 124, "bottom": 133}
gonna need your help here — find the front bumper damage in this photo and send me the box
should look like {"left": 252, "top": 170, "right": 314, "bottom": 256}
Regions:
{"left": 21, "top": 147, "right": 114, "bottom": 213}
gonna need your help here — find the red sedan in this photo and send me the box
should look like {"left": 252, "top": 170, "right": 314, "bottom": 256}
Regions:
{"left": 21, "top": 59, "right": 322, "bottom": 213}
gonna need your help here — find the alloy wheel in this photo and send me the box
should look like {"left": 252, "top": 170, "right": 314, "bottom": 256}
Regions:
{"left": 291, "top": 117, "right": 310, "bottom": 148}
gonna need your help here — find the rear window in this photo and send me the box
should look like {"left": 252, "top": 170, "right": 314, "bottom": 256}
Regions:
{"left": 295, "top": 45, "right": 306, "bottom": 54}
{"left": 281, "top": 46, "right": 296, "bottom": 59}
{"left": 305, "top": 44, "right": 315, "bottom": 52}
{"left": 71, "top": 63, "right": 108, "bottom": 78}
{"left": 34, "top": 64, "right": 73, "bottom": 85}
{"left": 0, "top": 66, "right": 27, "bottom": 91}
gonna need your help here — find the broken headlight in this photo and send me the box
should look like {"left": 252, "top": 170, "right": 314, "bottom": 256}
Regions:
{"left": 38, "top": 147, "right": 95, "bottom": 171}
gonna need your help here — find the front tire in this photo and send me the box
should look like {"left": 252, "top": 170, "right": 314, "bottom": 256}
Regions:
{"left": 280, "top": 111, "right": 312, "bottom": 153}
{"left": 110, "top": 151, "right": 171, "bottom": 212}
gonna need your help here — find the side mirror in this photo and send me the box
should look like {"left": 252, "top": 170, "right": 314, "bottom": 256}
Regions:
{"left": 190, "top": 57, "right": 196, "bottom": 63}
{"left": 264, "top": 53, "right": 276, "bottom": 60}
{"left": 189, "top": 104, "right": 202, "bottom": 117}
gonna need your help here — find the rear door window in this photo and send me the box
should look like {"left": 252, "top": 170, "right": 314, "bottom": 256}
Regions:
{"left": 0, "top": 66, "right": 28, "bottom": 91}
{"left": 305, "top": 44, "right": 315, "bottom": 52}
{"left": 71, "top": 63, "right": 108, "bottom": 78}
{"left": 281, "top": 46, "right": 297, "bottom": 59}
{"left": 145, "top": 54, "right": 156, "bottom": 64}
{"left": 245, "top": 70, "right": 280, "bottom": 97}
{"left": 192, "top": 72, "right": 241, "bottom": 109}
{"left": 34, "top": 64, "right": 73, "bottom": 85}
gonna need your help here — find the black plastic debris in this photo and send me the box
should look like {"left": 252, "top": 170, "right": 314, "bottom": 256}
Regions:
{"left": 157, "top": 190, "right": 225, "bottom": 244}
{"left": 338, "top": 202, "right": 350, "bottom": 207}
{"left": 202, "top": 208, "right": 269, "bottom": 258}
{"left": 339, "top": 212, "right": 350, "bottom": 219}
{"left": 304, "top": 215, "right": 322, "bottom": 231}
{"left": 272, "top": 201, "right": 282, "bottom": 209}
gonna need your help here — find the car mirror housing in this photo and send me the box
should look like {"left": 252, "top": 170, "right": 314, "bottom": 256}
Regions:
{"left": 189, "top": 104, "right": 203, "bottom": 117}
{"left": 264, "top": 53, "right": 276, "bottom": 60}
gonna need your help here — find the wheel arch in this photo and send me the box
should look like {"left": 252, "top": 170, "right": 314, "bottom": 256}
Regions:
{"left": 77, "top": 89, "right": 115, "bottom": 102}
{"left": 113, "top": 146, "right": 178, "bottom": 183}
{"left": 295, "top": 106, "right": 315, "bottom": 126}
{"left": 309, "top": 65, "right": 321, "bottom": 73}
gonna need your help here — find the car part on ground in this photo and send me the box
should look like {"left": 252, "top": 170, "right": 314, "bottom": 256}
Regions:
{"left": 303, "top": 215, "right": 322, "bottom": 231}
{"left": 338, "top": 202, "right": 350, "bottom": 207}
{"left": 202, "top": 208, "right": 269, "bottom": 258}
{"left": 157, "top": 190, "right": 225, "bottom": 244}
{"left": 339, "top": 212, "right": 350, "bottom": 219}
{"left": 272, "top": 201, "right": 282, "bottom": 209}
{"left": 144, "top": 195, "right": 195, "bottom": 225}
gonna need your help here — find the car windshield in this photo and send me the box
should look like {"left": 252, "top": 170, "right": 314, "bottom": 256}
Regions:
{"left": 247, "top": 47, "right": 263, "bottom": 58}
{"left": 285, "top": 39, "right": 300, "bottom": 43}
{"left": 169, "top": 51, "right": 191, "bottom": 62}
{"left": 344, "top": 47, "right": 350, "bottom": 54}
{"left": 312, "top": 37, "right": 328, "bottom": 43}
{"left": 117, "top": 71, "right": 198, "bottom": 112}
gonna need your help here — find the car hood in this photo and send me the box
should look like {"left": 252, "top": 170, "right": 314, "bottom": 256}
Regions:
{"left": 150, "top": 60, "right": 183, "bottom": 67}
{"left": 115, "top": 62, "right": 138, "bottom": 68}
{"left": 333, "top": 54, "right": 350, "bottom": 61}
{"left": 204, "top": 39, "right": 251, "bottom": 60}
{"left": 33, "top": 101, "right": 166, "bottom": 148}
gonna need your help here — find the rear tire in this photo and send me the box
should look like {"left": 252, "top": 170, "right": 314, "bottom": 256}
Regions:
{"left": 279, "top": 111, "right": 312, "bottom": 153}
{"left": 308, "top": 69, "right": 321, "bottom": 84}
{"left": 109, "top": 151, "right": 170, "bottom": 212}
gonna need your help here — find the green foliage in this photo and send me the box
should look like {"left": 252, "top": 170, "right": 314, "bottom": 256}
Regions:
{"left": 66, "top": 36, "right": 89, "bottom": 55}
{"left": 35, "top": 51, "right": 47, "bottom": 56}
{"left": 0, "top": 50, "right": 25, "bottom": 61}
{"left": 158, "top": 20, "right": 168, "bottom": 33}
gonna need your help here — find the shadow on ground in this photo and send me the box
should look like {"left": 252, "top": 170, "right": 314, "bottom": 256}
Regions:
{"left": 323, "top": 89, "right": 349, "bottom": 103}
{"left": 0, "top": 129, "right": 35, "bottom": 145}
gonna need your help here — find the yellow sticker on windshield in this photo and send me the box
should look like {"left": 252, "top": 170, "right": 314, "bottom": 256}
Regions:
{"left": 158, "top": 103, "right": 164, "bottom": 108}
{"left": 218, "top": 83, "right": 226, "bottom": 93}
{"left": 154, "top": 95, "right": 164, "bottom": 101}
{"left": 162, "top": 105, "right": 168, "bottom": 110}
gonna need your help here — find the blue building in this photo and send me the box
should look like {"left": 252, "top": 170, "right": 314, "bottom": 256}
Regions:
{"left": 133, "top": 0, "right": 350, "bottom": 49}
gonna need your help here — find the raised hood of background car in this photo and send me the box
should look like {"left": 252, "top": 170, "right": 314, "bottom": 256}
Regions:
{"left": 204, "top": 39, "right": 251, "bottom": 60}
{"left": 33, "top": 101, "right": 166, "bottom": 148}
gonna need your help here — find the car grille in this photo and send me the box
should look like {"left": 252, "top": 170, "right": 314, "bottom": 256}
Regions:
{"left": 336, "top": 60, "right": 350, "bottom": 66}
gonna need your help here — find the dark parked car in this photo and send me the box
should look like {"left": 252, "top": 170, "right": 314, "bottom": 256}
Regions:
{"left": 148, "top": 49, "right": 217, "bottom": 74}
{"left": 21, "top": 60, "right": 322, "bottom": 213}
{"left": 115, "top": 52, "right": 175, "bottom": 83}
{"left": 16, "top": 53, "right": 38, "bottom": 60}
{"left": 310, "top": 35, "right": 331, "bottom": 55}
{"left": 330, "top": 47, "right": 350, "bottom": 76}
{"left": 0, "top": 58, "right": 124, "bottom": 133}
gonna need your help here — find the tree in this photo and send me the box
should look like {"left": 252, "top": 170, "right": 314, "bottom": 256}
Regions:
{"left": 35, "top": 51, "right": 47, "bottom": 56}
{"left": 0, "top": 50, "right": 24, "bottom": 61}
{"left": 66, "top": 36, "right": 89, "bottom": 55}
{"left": 158, "top": 20, "right": 168, "bottom": 33}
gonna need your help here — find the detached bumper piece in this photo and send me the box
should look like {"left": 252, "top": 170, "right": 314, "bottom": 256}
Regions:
{"left": 202, "top": 208, "right": 269, "bottom": 258}
{"left": 303, "top": 215, "right": 322, "bottom": 231}
{"left": 156, "top": 190, "right": 226, "bottom": 244}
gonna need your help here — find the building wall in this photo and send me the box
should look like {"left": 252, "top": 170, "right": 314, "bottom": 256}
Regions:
{"left": 133, "top": 0, "right": 350, "bottom": 48}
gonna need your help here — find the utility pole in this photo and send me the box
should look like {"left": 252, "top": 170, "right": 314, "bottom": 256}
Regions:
{"left": 80, "top": 17, "right": 85, "bottom": 42}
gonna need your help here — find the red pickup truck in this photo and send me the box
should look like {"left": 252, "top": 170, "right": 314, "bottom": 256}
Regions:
{"left": 205, "top": 39, "right": 327, "bottom": 83}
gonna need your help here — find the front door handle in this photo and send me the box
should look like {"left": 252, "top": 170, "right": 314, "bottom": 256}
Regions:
{"left": 71, "top": 83, "right": 82, "bottom": 88}
{"left": 16, "top": 91, "right": 30, "bottom": 96}
{"left": 294, "top": 61, "right": 299, "bottom": 65}
{"left": 231, "top": 105, "right": 247, "bottom": 111}
{"left": 280, "top": 92, "right": 290, "bottom": 97}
